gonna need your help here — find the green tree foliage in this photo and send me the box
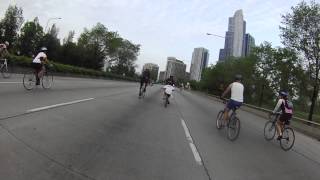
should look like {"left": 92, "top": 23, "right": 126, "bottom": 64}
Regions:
{"left": 18, "top": 17, "right": 43, "bottom": 56}
{"left": 0, "top": 5, "right": 23, "bottom": 50}
{"left": 280, "top": 0, "right": 320, "bottom": 121}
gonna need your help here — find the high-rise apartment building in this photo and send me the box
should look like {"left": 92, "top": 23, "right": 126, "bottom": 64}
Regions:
{"left": 165, "top": 57, "right": 186, "bottom": 82}
{"left": 190, "top": 47, "right": 209, "bottom": 81}
{"left": 242, "top": 33, "right": 255, "bottom": 56}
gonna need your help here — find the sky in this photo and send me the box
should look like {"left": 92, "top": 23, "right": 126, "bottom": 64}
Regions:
{"left": 0, "top": 0, "right": 306, "bottom": 72}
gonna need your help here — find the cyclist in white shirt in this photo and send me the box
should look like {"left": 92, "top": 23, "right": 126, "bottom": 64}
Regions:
{"left": 32, "top": 47, "right": 48, "bottom": 85}
{"left": 162, "top": 76, "right": 175, "bottom": 104}
{"left": 221, "top": 74, "right": 244, "bottom": 123}
{"left": 0, "top": 41, "right": 9, "bottom": 58}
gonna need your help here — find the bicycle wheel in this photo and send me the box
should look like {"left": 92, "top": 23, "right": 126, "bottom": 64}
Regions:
{"left": 280, "top": 127, "right": 295, "bottom": 151}
{"left": 227, "top": 116, "right": 241, "bottom": 141}
{"left": 264, "top": 121, "right": 276, "bottom": 141}
{"left": 216, "top": 110, "right": 224, "bottom": 130}
{"left": 23, "top": 72, "right": 36, "bottom": 90}
{"left": 42, "top": 72, "right": 53, "bottom": 89}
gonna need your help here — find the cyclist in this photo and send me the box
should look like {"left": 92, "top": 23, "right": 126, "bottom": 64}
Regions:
{"left": 0, "top": 41, "right": 9, "bottom": 58}
{"left": 221, "top": 74, "right": 244, "bottom": 124}
{"left": 139, "top": 68, "right": 150, "bottom": 97}
{"left": 32, "top": 47, "right": 48, "bottom": 85}
{"left": 162, "top": 76, "right": 175, "bottom": 104}
{"left": 272, "top": 91, "right": 293, "bottom": 140}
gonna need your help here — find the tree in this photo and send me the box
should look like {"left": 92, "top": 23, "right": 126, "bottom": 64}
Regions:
{"left": 280, "top": 0, "right": 320, "bottom": 121}
{"left": 0, "top": 5, "right": 24, "bottom": 49}
{"left": 40, "top": 24, "right": 61, "bottom": 61}
{"left": 18, "top": 17, "right": 44, "bottom": 56}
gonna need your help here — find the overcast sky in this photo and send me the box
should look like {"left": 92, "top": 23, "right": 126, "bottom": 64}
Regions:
{"left": 0, "top": 0, "right": 304, "bottom": 72}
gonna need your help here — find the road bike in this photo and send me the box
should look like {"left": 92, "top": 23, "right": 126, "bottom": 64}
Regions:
{"left": 23, "top": 64, "right": 53, "bottom": 90}
{"left": 0, "top": 58, "right": 11, "bottom": 78}
{"left": 163, "top": 93, "right": 170, "bottom": 108}
{"left": 216, "top": 99, "right": 241, "bottom": 141}
{"left": 264, "top": 112, "right": 295, "bottom": 151}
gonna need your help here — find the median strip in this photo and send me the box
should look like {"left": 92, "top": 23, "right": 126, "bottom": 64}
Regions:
{"left": 26, "top": 98, "right": 95, "bottom": 113}
{"left": 181, "top": 118, "right": 203, "bottom": 165}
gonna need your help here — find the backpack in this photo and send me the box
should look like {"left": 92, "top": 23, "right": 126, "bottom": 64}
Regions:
{"left": 283, "top": 100, "right": 293, "bottom": 114}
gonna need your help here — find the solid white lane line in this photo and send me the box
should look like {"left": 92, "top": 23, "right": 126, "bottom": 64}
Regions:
{"left": 0, "top": 82, "right": 20, "bottom": 84}
{"left": 27, "top": 98, "right": 95, "bottom": 113}
{"left": 181, "top": 118, "right": 203, "bottom": 165}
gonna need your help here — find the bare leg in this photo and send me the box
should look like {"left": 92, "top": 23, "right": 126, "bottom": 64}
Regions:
{"left": 223, "top": 108, "right": 229, "bottom": 124}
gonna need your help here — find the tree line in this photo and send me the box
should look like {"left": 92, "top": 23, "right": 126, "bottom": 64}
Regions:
{"left": 191, "top": 1, "right": 320, "bottom": 122}
{"left": 0, "top": 5, "right": 140, "bottom": 77}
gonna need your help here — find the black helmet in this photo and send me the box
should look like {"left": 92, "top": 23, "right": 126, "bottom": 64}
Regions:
{"left": 235, "top": 74, "right": 242, "bottom": 81}
{"left": 279, "top": 91, "right": 288, "bottom": 97}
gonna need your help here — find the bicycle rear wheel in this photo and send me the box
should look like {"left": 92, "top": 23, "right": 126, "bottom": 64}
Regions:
{"left": 264, "top": 121, "right": 276, "bottom": 141}
{"left": 280, "top": 127, "right": 295, "bottom": 151}
{"left": 42, "top": 72, "right": 53, "bottom": 89}
{"left": 216, "top": 110, "right": 224, "bottom": 130}
{"left": 227, "top": 116, "right": 241, "bottom": 141}
{"left": 23, "top": 72, "right": 36, "bottom": 90}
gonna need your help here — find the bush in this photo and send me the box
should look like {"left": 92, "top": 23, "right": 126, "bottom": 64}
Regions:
{"left": 7, "top": 55, "right": 138, "bottom": 82}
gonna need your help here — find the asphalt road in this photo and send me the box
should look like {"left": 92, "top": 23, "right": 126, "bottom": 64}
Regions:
{"left": 0, "top": 75, "right": 319, "bottom": 180}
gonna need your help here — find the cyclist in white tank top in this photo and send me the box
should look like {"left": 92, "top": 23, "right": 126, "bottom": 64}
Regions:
{"left": 221, "top": 75, "right": 244, "bottom": 124}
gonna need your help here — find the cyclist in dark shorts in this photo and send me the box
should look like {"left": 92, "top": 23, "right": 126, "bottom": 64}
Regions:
{"left": 272, "top": 91, "right": 293, "bottom": 140}
{"left": 139, "top": 68, "right": 150, "bottom": 97}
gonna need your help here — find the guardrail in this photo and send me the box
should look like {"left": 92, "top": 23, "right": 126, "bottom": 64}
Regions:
{"left": 208, "top": 94, "right": 320, "bottom": 127}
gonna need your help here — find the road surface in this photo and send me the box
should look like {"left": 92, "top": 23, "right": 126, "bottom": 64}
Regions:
{"left": 0, "top": 75, "right": 319, "bottom": 180}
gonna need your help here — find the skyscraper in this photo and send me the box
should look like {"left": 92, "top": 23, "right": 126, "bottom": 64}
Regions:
{"left": 219, "top": 9, "right": 248, "bottom": 61}
{"left": 165, "top": 57, "right": 186, "bottom": 82}
{"left": 142, "top": 63, "right": 159, "bottom": 81}
{"left": 190, "top": 47, "right": 209, "bottom": 82}
{"left": 242, "top": 33, "right": 255, "bottom": 56}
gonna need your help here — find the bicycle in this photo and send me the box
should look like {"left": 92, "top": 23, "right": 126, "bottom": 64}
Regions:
{"left": 264, "top": 112, "right": 295, "bottom": 151}
{"left": 23, "top": 64, "right": 53, "bottom": 90}
{"left": 0, "top": 58, "right": 11, "bottom": 78}
{"left": 216, "top": 99, "right": 241, "bottom": 141}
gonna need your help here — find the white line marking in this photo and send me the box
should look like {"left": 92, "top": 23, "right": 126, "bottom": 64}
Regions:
{"left": 27, "top": 98, "right": 95, "bottom": 113}
{"left": 181, "top": 119, "right": 203, "bottom": 165}
{"left": 0, "top": 82, "right": 20, "bottom": 84}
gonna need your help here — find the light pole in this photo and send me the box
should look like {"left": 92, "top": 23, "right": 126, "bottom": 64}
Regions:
{"left": 45, "top": 17, "right": 62, "bottom": 33}
{"left": 206, "top": 33, "right": 225, "bottom": 39}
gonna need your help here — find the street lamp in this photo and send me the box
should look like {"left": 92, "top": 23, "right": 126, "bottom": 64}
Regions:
{"left": 206, "top": 33, "right": 225, "bottom": 39}
{"left": 45, "top": 17, "right": 62, "bottom": 32}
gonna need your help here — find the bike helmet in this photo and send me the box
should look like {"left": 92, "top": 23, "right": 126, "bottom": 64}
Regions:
{"left": 40, "top": 47, "right": 48, "bottom": 52}
{"left": 235, "top": 74, "right": 242, "bottom": 81}
{"left": 4, "top": 41, "right": 9, "bottom": 46}
{"left": 279, "top": 91, "right": 288, "bottom": 97}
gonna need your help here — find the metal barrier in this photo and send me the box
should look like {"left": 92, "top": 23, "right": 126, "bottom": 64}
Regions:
{"left": 208, "top": 94, "right": 320, "bottom": 127}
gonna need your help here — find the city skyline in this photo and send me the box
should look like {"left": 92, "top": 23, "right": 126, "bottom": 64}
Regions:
{"left": 190, "top": 47, "right": 209, "bottom": 82}
{"left": 0, "top": 0, "right": 302, "bottom": 72}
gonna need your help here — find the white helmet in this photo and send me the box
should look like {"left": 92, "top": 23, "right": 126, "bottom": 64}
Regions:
{"left": 4, "top": 41, "right": 9, "bottom": 46}
{"left": 40, "top": 47, "right": 48, "bottom": 52}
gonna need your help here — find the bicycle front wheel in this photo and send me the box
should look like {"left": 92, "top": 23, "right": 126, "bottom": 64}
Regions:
{"left": 42, "top": 72, "right": 53, "bottom": 89}
{"left": 23, "top": 72, "right": 36, "bottom": 90}
{"left": 227, "top": 116, "right": 241, "bottom": 141}
{"left": 216, "top": 110, "right": 224, "bottom": 130}
{"left": 280, "top": 127, "right": 295, "bottom": 151}
{"left": 264, "top": 121, "right": 276, "bottom": 141}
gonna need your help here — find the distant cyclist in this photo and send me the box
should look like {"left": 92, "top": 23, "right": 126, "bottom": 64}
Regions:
{"left": 0, "top": 41, "right": 9, "bottom": 58}
{"left": 162, "top": 76, "right": 175, "bottom": 104}
{"left": 221, "top": 74, "right": 244, "bottom": 124}
{"left": 139, "top": 68, "right": 150, "bottom": 97}
{"left": 272, "top": 91, "right": 293, "bottom": 140}
{"left": 32, "top": 47, "right": 48, "bottom": 85}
